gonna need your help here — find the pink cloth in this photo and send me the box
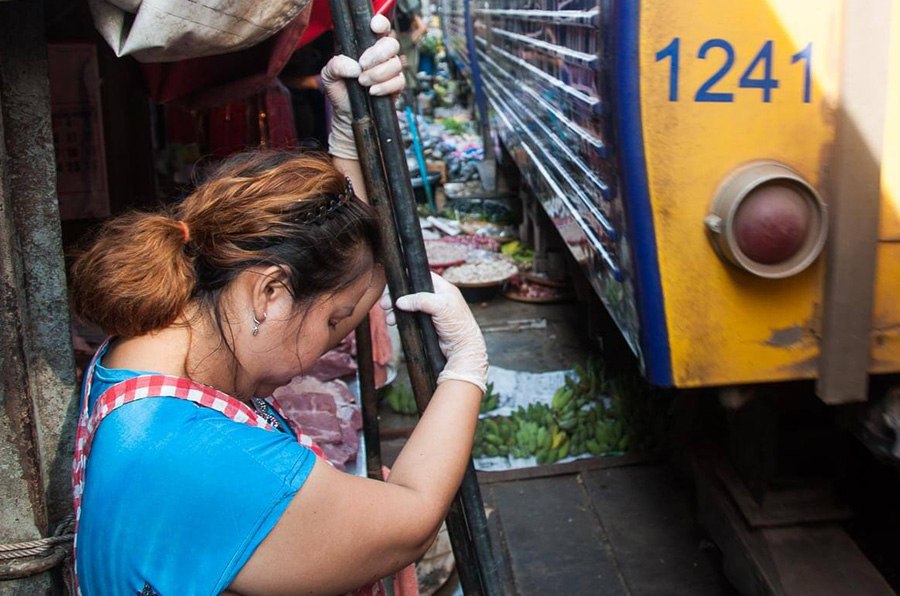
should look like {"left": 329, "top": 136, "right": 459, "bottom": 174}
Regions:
{"left": 369, "top": 304, "right": 392, "bottom": 387}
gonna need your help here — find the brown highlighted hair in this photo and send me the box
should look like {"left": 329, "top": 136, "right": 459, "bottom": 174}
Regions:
{"left": 70, "top": 151, "right": 382, "bottom": 338}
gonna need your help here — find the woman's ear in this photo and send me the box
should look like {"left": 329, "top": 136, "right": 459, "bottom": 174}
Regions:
{"left": 250, "top": 265, "right": 293, "bottom": 319}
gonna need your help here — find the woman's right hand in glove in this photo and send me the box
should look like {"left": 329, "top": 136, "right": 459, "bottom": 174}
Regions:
{"left": 320, "top": 14, "right": 404, "bottom": 160}
{"left": 389, "top": 273, "right": 488, "bottom": 394}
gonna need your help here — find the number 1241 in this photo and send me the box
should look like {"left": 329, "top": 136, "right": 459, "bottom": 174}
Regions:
{"left": 654, "top": 38, "right": 812, "bottom": 104}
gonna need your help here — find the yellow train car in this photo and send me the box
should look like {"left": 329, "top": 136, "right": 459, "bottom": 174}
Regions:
{"left": 443, "top": 0, "right": 899, "bottom": 403}
{"left": 639, "top": 1, "right": 899, "bottom": 401}
{"left": 442, "top": 1, "right": 900, "bottom": 591}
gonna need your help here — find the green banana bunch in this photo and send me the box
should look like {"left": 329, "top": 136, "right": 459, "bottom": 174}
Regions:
{"left": 470, "top": 359, "right": 643, "bottom": 466}
{"left": 385, "top": 385, "right": 418, "bottom": 415}
{"left": 480, "top": 382, "right": 501, "bottom": 413}
{"left": 551, "top": 386, "right": 574, "bottom": 412}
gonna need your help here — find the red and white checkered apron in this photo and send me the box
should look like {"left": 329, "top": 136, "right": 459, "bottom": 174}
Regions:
{"left": 72, "top": 341, "right": 385, "bottom": 596}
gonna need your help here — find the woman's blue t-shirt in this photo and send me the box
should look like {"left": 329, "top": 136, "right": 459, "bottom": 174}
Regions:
{"left": 76, "top": 351, "right": 316, "bottom": 595}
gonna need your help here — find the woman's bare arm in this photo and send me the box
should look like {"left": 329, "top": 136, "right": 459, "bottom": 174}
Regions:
{"left": 229, "top": 379, "right": 481, "bottom": 595}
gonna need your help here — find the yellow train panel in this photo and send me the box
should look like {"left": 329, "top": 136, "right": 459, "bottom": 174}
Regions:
{"left": 873, "top": 4, "right": 900, "bottom": 373}
{"left": 640, "top": 1, "right": 841, "bottom": 386}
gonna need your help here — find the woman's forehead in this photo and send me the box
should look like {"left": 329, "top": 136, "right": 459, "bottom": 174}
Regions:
{"left": 321, "top": 265, "right": 382, "bottom": 308}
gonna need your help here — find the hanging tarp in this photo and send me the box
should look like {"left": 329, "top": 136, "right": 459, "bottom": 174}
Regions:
{"left": 88, "top": 0, "right": 311, "bottom": 62}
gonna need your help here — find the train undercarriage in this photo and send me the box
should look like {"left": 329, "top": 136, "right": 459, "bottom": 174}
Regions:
{"left": 504, "top": 147, "right": 900, "bottom": 595}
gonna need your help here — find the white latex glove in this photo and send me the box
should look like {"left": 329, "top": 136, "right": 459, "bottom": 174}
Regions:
{"left": 388, "top": 273, "right": 488, "bottom": 393}
{"left": 321, "top": 14, "right": 405, "bottom": 159}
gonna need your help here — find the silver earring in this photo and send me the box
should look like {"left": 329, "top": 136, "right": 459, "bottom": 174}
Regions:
{"left": 251, "top": 312, "right": 266, "bottom": 336}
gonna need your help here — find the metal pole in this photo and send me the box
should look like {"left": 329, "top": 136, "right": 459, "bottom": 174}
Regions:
{"left": 354, "top": 317, "right": 384, "bottom": 480}
{"left": 405, "top": 104, "right": 435, "bottom": 211}
{"left": 343, "top": 0, "right": 447, "bottom": 380}
{"left": 463, "top": 0, "right": 490, "bottom": 132}
{"left": 333, "top": 3, "right": 502, "bottom": 594}
{"left": 330, "top": 0, "right": 437, "bottom": 408}
{"left": 463, "top": 0, "right": 497, "bottom": 191}
{"left": 348, "top": 99, "right": 489, "bottom": 596}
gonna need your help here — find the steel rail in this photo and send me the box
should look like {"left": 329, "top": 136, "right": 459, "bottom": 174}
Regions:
{"left": 481, "top": 63, "right": 616, "bottom": 238}
{"left": 478, "top": 38, "right": 603, "bottom": 115}
{"left": 488, "top": 26, "right": 599, "bottom": 70}
{"left": 474, "top": 7, "right": 600, "bottom": 27}
{"left": 484, "top": 80, "right": 622, "bottom": 278}
{"left": 478, "top": 48, "right": 609, "bottom": 173}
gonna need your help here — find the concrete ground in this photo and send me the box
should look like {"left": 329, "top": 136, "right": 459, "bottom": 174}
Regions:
{"left": 380, "top": 296, "right": 737, "bottom": 595}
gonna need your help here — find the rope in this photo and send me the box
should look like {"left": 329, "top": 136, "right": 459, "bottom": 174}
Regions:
{"left": 0, "top": 534, "right": 73, "bottom": 560}
{"left": 0, "top": 514, "right": 74, "bottom": 563}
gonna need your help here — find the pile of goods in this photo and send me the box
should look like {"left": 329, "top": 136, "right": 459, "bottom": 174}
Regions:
{"left": 442, "top": 260, "right": 519, "bottom": 286}
{"left": 472, "top": 362, "right": 636, "bottom": 465}
{"left": 269, "top": 330, "right": 393, "bottom": 471}
{"left": 426, "top": 115, "right": 483, "bottom": 183}
{"left": 421, "top": 198, "right": 524, "bottom": 296}
{"left": 441, "top": 196, "right": 516, "bottom": 225}
{"left": 438, "top": 233, "right": 500, "bottom": 252}
{"left": 430, "top": 76, "right": 459, "bottom": 110}
{"left": 387, "top": 380, "right": 500, "bottom": 416}
{"left": 406, "top": 29, "right": 460, "bottom": 114}
{"left": 274, "top": 375, "right": 363, "bottom": 471}
{"left": 479, "top": 382, "right": 501, "bottom": 413}
{"left": 424, "top": 239, "right": 470, "bottom": 270}
{"left": 504, "top": 274, "right": 571, "bottom": 303}
{"left": 438, "top": 199, "right": 518, "bottom": 245}
{"left": 499, "top": 240, "right": 534, "bottom": 267}
{"left": 398, "top": 110, "right": 484, "bottom": 184}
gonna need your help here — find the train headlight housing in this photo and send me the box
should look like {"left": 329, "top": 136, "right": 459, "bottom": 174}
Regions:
{"left": 705, "top": 161, "right": 828, "bottom": 279}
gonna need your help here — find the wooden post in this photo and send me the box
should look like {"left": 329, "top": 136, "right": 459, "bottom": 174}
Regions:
{"left": 0, "top": 0, "right": 78, "bottom": 590}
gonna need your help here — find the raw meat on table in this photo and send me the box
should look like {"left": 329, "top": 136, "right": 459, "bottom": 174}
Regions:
{"left": 270, "top": 303, "right": 392, "bottom": 470}
{"left": 274, "top": 375, "right": 362, "bottom": 470}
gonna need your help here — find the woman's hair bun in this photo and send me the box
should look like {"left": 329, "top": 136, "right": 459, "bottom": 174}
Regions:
{"left": 70, "top": 211, "right": 195, "bottom": 338}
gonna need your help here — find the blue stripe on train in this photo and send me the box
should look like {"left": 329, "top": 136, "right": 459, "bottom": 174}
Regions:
{"left": 610, "top": 0, "right": 673, "bottom": 386}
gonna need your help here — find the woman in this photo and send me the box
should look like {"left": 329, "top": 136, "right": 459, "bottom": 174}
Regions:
{"left": 394, "top": 7, "right": 428, "bottom": 91}
{"left": 69, "top": 15, "right": 488, "bottom": 595}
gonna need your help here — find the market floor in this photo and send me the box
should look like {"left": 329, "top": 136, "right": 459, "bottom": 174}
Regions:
{"left": 380, "top": 296, "right": 737, "bottom": 596}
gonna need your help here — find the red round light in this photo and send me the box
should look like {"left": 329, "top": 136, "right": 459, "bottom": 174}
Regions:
{"left": 733, "top": 183, "right": 811, "bottom": 264}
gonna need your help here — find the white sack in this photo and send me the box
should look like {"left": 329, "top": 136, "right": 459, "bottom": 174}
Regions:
{"left": 88, "top": 0, "right": 310, "bottom": 62}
